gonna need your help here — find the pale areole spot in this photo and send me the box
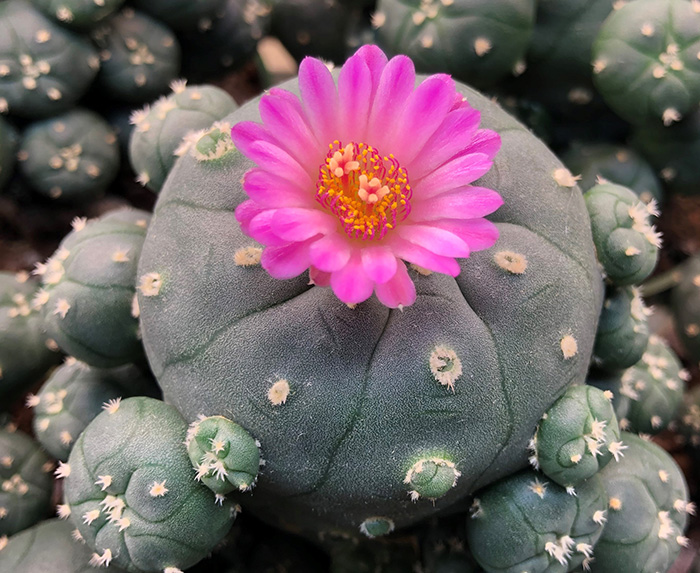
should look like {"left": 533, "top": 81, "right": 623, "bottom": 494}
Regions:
{"left": 609, "top": 497, "right": 622, "bottom": 510}
{"left": 149, "top": 480, "right": 168, "bottom": 497}
{"left": 0, "top": 536, "right": 7, "bottom": 551}
{"left": 612, "top": 0, "right": 627, "bottom": 9}
{"left": 370, "top": 10, "right": 386, "bottom": 28}
{"left": 474, "top": 37, "right": 491, "bottom": 57}
{"left": 111, "top": 249, "right": 130, "bottom": 263}
{"left": 658, "top": 469, "right": 670, "bottom": 483}
{"left": 552, "top": 168, "right": 581, "bottom": 188}
{"left": 625, "top": 246, "right": 641, "bottom": 256}
{"left": 54, "top": 461, "right": 71, "bottom": 478}
{"left": 560, "top": 334, "right": 578, "bottom": 359}
{"left": 412, "top": 11, "right": 426, "bottom": 25}
{"left": 570, "top": 453, "right": 582, "bottom": 464}
{"left": 234, "top": 246, "right": 263, "bottom": 267}
{"left": 429, "top": 346, "right": 462, "bottom": 392}
{"left": 593, "top": 509, "right": 607, "bottom": 525}
{"left": 89, "top": 549, "right": 113, "bottom": 568}
{"left": 663, "top": 108, "right": 681, "bottom": 127}
{"left": 685, "top": 323, "right": 700, "bottom": 337}
{"left": 102, "top": 397, "right": 121, "bottom": 414}
{"left": 494, "top": 250, "right": 527, "bottom": 274}
{"left": 164, "top": 568, "right": 185, "bottom": 573}
{"left": 528, "top": 477, "right": 547, "bottom": 499}
{"left": 56, "top": 6, "right": 73, "bottom": 22}
{"left": 95, "top": 475, "right": 112, "bottom": 491}
{"left": 267, "top": 379, "right": 290, "bottom": 406}
{"left": 593, "top": 59, "right": 607, "bottom": 74}
{"left": 420, "top": 35, "right": 434, "bottom": 49}
{"left": 35, "top": 29, "right": 51, "bottom": 43}
{"left": 47, "top": 87, "right": 62, "bottom": 101}
{"left": 0, "top": 98, "right": 8, "bottom": 114}
{"left": 71, "top": 216, "right": 88, "bottom": 231}
{"left": 59, "top": 430, "right": 73, "bottom": 446}
{"left": 131, "top": 293, "right": 140, "bottom": 318}
{"left": 568, "top": 87, "right": 593, "bottom": 105}
{"left": 512, "top": 59, "right": 527, "bottom": 76}
{"left": 53, "top": 298, "right": 71, "bottom": 319}
{"left": 660, "top": 167, "right": 677, "bottom": 182}
{"left": 641, "top": 22, "right": 655, "bottom": 36}
{"left": 138, "top": 272, "right": 162, "bottom": 296}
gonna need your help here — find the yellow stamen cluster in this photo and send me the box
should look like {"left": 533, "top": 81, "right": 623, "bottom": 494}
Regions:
{"left": 316, "top": 141, "right": 411, "bottom": 240}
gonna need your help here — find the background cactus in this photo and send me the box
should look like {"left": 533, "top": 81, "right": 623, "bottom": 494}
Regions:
{"left": 671, "top": 254, "right": 700, "bottom": 366}
{"left": 0, "top": 427, "right": 53, "bottom": 537}
{"left": 38, "top": 209, "right": 151, "bottom": 368}
{"left": 129, "top": 0, "right": 226, "bottom": 32}
{"left": 62, "top": 396, "right": 237, "bottom": 572}
{"left": 17, "top": 108, "right": 120, "bottom": 202}
{"left": 0, "top": 116, "right": 18, "bottom": 192}
{"left": 30, "top": 0, "right": 126, "bottom": 31}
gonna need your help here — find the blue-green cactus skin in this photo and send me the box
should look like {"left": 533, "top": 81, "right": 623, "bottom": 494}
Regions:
{"left": 671, "top": 255, "right": 700, "bottom": 365}
{"left": 30, "top": 0, "right": 126, "bottom": 30}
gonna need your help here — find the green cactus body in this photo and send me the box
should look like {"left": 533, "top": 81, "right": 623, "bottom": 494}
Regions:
{"left": 31, "top": 0, "right": 126, "bottom": 30}
{"left": 584, "top": 183, "right": 660, "bottom": 286}
{"left": 0, "top": 0, "right": 99, "bottom": 118}
{"left": 38, "top": 209, "right": 151, "bottom": 368}
{"left": 186, "top": 415, "right": 261, "bottom": 495}
{"left": 129, "top": 81, "right": 238, "bottom": 193}
{"left": 62, "top": 396, "right": 236, "bottom": 572}
{"left": 0, "top": 271, "right": 60, "bottom": 405}
{"left": 631, "top": 109, "right": 700, "bottom": 195}
{"left": 671, "top": 255, "right": 700, "bottom": 365}
{"left": 137, "top": 79, "right": 603, "bottom": 536}
{"left": 677, "top": 385, "right": 700, "bottom": 450}
{"left": 129, "top": 0, "right": 226, "bottom": 32}
{"left": 178, "top": 0, "right": 271, "bottom": 83}
{"left": 374, "top": 0, "right": 536, "bottom": 90}
{"left": 592, "top": 0, "right": 700, "bottom": 127}
{"left": 30, "top": 357, "right": 156, "bottom": 460}
{"left": 0, "top": 428, "right": 53, "bottom": 537}
{"left": 18, "top": 108, "right": 120, "bottom": 202}
{"left": 466, "top": 470, "right": 608, "bottom": 572}
{"left": 0, "top": 518, "right": 129, "bottom": 572}
{"left": 562, "top": 144, "right": 663, "bottom": 205}
{"left": 533, "top": 385, "right": 622, "bottom": 489}
{"left": 90, "top": 8, "right": 180, "bottom": 104}
{"left": 0, "top": 116, "right": 18, "bottom": 192}
{"left": 592, "top": 432, "right": 691, "bottom": 573}
{"left": 592, "top": 286, "right": 650, "bottom": 371}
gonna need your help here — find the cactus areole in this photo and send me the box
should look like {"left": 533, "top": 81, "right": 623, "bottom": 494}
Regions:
{"left": 138, "top": 46, "right": 604, "bottom": 536}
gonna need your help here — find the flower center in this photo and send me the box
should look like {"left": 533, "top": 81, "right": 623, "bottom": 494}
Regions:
{"left": 316, "top": 141, "right": 412, "bottom": 240}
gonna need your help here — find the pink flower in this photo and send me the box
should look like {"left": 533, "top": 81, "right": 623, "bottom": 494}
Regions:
{"left": 231, "top": 45, "right": 503, "bottom": 309}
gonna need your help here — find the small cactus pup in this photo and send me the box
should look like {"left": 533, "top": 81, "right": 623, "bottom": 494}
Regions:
{"left": 0, "top": 115, "right": 18, "bottom": 192}
{"left": 137, "top": 44, "right": 603, "bottom": 535}
{"left": 30, "top": 0, "right": 126, "bottom": 31}
{"left": 90, "top": 8, "right": 181, "bottom": 104}
{"left": 0, "top": 0, "right": 100, "bottom": 118}
{"left": 129, "top": 0, "right": 225, "bottom": 32}
{"left": 0, "top": 426, "right": 54, "bottom": 537}
{"left": 592, "top": 0, "right": 700, "bottom": 128}
{"left": 29, "top": 357, "right": 156, "bottom": 461}
{"left": 561, "top": 143, "right": 663, "bottom": 205}
{"left": 60, "top": 396, "right": 237, "bottom": 572}
{"left": 590, "top": 335, "right": 687, "bottom": 436}
{"left": 532, "top": 384, "right": 624, "bottom": 490}
{"left": 671, "top": 255, "right": 700, "bottom": 365}
{"left": 592, "top": 286, "right": 651, "bottom": 371}
{"left": 0, "top": 271, "right": 61, "bottom": 406}
{"left": 584, "top": 182, "right": 661, "bottom": 286}
{"left": 373, "top": 0, "right": 536, "bottom": 90}
{"left": 466, "top": 470, "right": 608, "bottom": 572}
{"left": 17, "top": 108, "right": 120, "bottom": 202}
{"left": 129, "top": 80, "right": 238, "bottom": 193}
{"left": 592, "top": 432, "right": 692, "bottom": 573}
{"left": 37, "top": 209, "right": 151, "bottom": 368}
{"left": 185, "top": 415, "right": 261, "bottom": 495}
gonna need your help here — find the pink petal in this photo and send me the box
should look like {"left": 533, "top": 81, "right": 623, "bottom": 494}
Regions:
{"left": 309, "top": 266, "right": 331, "bottom": 286}
{"left": 413, "top": 153, "right": 492, "bottom": 200}
{"left": 309, "top": 233, "right": 352, "bottom": 272}
{"left": 231, "top": 121, "right": 276, "bottom": 157}
{"left": 408, "top": 108, "right": 482, "bottom": 180}
{"left": 352, "top": 45, "right": 388, "bottom": 103}
{"left": 246, "top": 140, "right": 314, "bottom": 188}
{"left": 259, "top": 92, "right": 322, "bottom": 173}
{"left": 243, "top": 168, "right": 309, "bottom": 208}
{"left": 337, "top": 55, "right": 372, "bottom": 143}
{"left": 299, "top": 57, "right": 339, "bottom": 147}
{"left": 387, "top": 237, "right": 461, "bottom": 276}
{"left": 273, "top": 208, "right": 337, "bottom": 241}
{"left": 375, "top": 262, "right": 416, "bottom": 308}
{"left": 464, "top": 129, "right": 501, "bottom": 160}
{"left": 330, "top": 253, "right": 374, "bottom": 304}
{"left": 433, "top": 219, "right": 500, "bottom": 252}
{"left": 366, "top": 56, "right": 416, "bottom": 151}
{"left": 235, "top": 199, "right": 264, "bottom": 232}
{"left": 361, "top": 246, "right": 398, "bottom": 284}
{"left": 247, "top": 210, "right": 289, "bottom": 246}
{"left": 261, "top": 240, "right": 312, "bottom": 279}
{"left": 396, "top": 224, "right": 470, "bottom": 258}
{"left": 411, "top": 187, "right": 504, "bottom": 222}
{"left": 391, "top": 74, "right": 456, "bottom": 164}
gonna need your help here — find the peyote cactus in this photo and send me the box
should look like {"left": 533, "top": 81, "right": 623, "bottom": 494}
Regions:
{"left": 0, "top": 271, "right": 61, "bottom": 405}
{"left": 0, "top": 518, "right": 128, "bottom": 572}
{"left": 671, "top": 254, "right": 700, "bottom": 366}
{"left": 29, "top": 357, "right": 156, "bottom": 460}
{"left": 90, "top": 8, "right": 181, "bottom": 104}
{"left": 531, "top": 384, "right": 623, "bottom": 489}
{"left": 129, "top": 0, "right": 226, "bottom": 32}
{"left": 373, "top": 0, "right": 536, "bottom": 90}
{"left": 36, "top": 209, "right": 151, "bottom": 368}
{"left": 0, "top": 427, "right": 54, "bottom": 537}
{"left": 466, "top": 470, "right": 608, "bottom": 572}
{"left": 17, "top": 108, "right": 120, "bottom": 202}
{"left": 592, "top": 286, "right": 651, "bottom": 371}
{"left": 129, "top": 80, "right": 238, "bottom": 193}
{"left": 137, "top": 46, "right": 603, "bottom": 536}
{"left": 60, "top": 396, "right": 237, "bottom": 572}
{"left": 584, "top": 182, "right": 660, "bottom": 286}
{"left": 592, "top": 432, "right": 692, "bottom": 573}
{"left": 0, "top": 0, "right": 99, "bottom": 118}
{"left": 592, "top": 0, "right": 700, "bottom": 127}
{"left": 30, "top": 0, "right": 126, "bottom": 30}
{"left": 0, "top": 115, "right": 18, "bottom": 192}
